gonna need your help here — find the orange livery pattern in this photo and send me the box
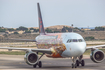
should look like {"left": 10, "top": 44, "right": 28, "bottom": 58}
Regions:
{"left": 36, "top": 33, "right": 66, "bottom": 58}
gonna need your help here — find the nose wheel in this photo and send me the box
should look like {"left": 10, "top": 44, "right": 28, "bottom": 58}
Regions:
{"left": 71, "top": 63, "right": 77, "bottom": 68}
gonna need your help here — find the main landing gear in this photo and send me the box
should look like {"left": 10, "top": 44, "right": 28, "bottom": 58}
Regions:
{"left": 33, "top": 61, "right": 42, "bottom": 68}
{"left": 76, "top": 60, "right": 85, "bottom": 67}
{"left": 33, "top": 53, "right": 44, "bottom": 68}
{"left": 71, "top": 55, "right": 85, "bottom": 68}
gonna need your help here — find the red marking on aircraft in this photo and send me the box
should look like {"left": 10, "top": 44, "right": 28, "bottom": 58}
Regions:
{"left": 40, "top": 25, "right": 42, "bottom": 28}
{"left": 40, "top": 21, "right": 42, "bottom": 23}
{"left": 39, "top": 18, "right": 41, "bottom": 20}
{"left": 39, "top": 28, "right": 41, "bottom": 32}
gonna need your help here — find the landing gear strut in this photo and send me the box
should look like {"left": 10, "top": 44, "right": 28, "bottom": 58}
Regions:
{"left": 33, "top": 53, "right": 44, "bottom": 68}
{"left": 71, "top": 57, "right": 77, "bottom": 68}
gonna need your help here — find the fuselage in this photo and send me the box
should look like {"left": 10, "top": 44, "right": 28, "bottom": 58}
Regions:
{"left": 35, "top": 32, "right": 86, "bottom": 58}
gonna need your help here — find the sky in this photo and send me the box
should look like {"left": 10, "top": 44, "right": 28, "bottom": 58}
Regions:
{"left": 0, "top": 0, "right": 105, "bottom": 28}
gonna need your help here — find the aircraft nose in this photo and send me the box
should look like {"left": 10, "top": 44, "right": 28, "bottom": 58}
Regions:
{"left": 61, "top": 42, "right": 86, "bottom": 57}
{"left": 69, "top": 43, "right": 86, "bottom": 56}
{"left": 76, "top": 43, "right": 86, "bottom": 55}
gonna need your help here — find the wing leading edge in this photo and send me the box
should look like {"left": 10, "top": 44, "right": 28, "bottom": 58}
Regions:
{"left": 86, "top": 44, "right": 105, "bottom": 50}
{"left": 0, "top": 47, "right": 52, "bottom": 54}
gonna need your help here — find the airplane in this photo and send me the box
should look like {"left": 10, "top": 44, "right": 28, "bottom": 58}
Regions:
{"left": 0, "top": 3, "right": 105, "bottom": 68}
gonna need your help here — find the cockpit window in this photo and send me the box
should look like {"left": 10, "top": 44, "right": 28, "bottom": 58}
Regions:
{"left": 73, "top": 39, "right": 78, "bottom": 42}
{"left": 67, "top": 39, "right": 83, "bottom": 43}
{"left": 78, "top": 39, "right": 83, "bottom": 42}
{"left": 67, "top": 39, "right": 72, "bottom": 43}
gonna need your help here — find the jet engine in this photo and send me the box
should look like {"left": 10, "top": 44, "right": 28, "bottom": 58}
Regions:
{"left": 24, "top": 52, "right": 38, "bottom": 65}
{"left": 90, "top": 49, "right": 105, "bottom": 63}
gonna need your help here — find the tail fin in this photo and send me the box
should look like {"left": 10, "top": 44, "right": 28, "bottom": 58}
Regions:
{"left": 37, "top": 3, "right": 46, "bottom": 35}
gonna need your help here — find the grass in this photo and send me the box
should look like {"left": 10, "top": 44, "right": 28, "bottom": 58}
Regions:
{"left": 0, "top": 51, "right": 43, "bottom": 55}
{"left": 0, "top": 51, "right": 26, "bottom": 55}
{"left": 87, "top": 44, "right": 105, "bottom": 46}
{"left": 84, "top": 49, "right": 91, "bottom": 55}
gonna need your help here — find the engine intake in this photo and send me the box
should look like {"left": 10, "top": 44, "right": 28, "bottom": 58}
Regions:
{"left": 90, "top": 49, "right": 105, "bottom": 63}
{"left": 24, "top": 52, "right": 38, "bottom": 65}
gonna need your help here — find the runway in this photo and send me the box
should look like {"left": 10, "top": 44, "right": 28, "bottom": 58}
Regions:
{"left": 0, "top": 55, "right": 105, "bottom": 70}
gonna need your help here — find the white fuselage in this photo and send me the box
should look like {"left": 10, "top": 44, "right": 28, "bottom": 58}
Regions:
{"left": 36, "top": 32, "right": 86, "bottom": 58}
{"left": 61, "top": 33, "right": 86, "bottom": 58}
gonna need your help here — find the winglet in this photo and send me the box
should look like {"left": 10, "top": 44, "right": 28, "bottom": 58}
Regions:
{"left": 37, "top": 3, "right": 46, "bottom": 35}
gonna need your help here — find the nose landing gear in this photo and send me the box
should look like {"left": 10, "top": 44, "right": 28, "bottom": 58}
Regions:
{"left": 71, "top": 57, "right": 77, "bottom": 68}
{"left": 71, "top": 63, "right": 77, "bottom": 68}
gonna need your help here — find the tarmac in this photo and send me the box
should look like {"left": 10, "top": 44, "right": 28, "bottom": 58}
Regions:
{"left": 0, "top": 55, "right": 105, "bottom": 70}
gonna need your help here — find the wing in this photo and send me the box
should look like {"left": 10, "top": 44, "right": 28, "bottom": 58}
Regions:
{"left": 86, "top": 44, "right": 105, "bottom": 50}
{"left": 0, "top": 47, "right": 52, "bottom": 54}
{"left": 5, "top": 38, "right": 36, "bottom": 42}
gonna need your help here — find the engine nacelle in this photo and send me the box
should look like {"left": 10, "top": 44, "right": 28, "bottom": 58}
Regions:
{"left": 24, "top": 52, "right": 38, "bottom": 65}
{"left": 90, "top": 49, "right": 105, "bottom": 63}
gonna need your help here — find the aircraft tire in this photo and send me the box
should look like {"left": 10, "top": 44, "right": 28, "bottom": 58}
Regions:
{"left": 81, "top": 60, "right": 85, "bottom": 66}
{"left": 71, "top": 63, "right": 74, "bottom": 68}
{"left": 75, "top": 63, "right": 77, "bottom": 68}
{"left": 76, "top": 60, "right": 79, "bottom": 66}
{"left": 38, "top": 61, "right": 42, "bottom": 68}
{"left": 33, "top": 64, "right": 37, "bottom": 68}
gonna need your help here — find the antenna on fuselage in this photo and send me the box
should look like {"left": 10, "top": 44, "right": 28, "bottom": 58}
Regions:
{"left": 71, "top": 24, "right": 73, "bottom": 32}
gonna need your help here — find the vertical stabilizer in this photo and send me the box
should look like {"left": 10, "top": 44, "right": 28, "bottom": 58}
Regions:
{"left": 37, "top": 3, "right": 46, "bottom": 35}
